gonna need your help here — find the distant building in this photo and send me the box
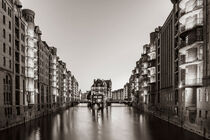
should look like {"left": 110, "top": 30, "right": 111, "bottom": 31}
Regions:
{"left": 38, "top": 40, "right": 50, "bottom": 111}
{"left": 129, "top": 74, "right": 135, "bottom": 102}
{"left": 112, "top": 89, "right": 124, "bottom": 100}
{"left": 105, "top": 80, "right": 112, "bottom": 100}
{"left": 71, "top": 76, "right": 79, "bottom": 101}
{"left": 91, "top": 79, "right": 112, "bottom": 101}
{"left": 81, "top": 91, "right": 89, "bottom": 100}
{"left": 123, "top": 83, "right": 130, "bottom": 100}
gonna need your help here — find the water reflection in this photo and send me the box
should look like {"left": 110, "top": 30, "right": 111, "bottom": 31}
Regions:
{"left": 0, "top": 104, "right": 204, "bottom": 140}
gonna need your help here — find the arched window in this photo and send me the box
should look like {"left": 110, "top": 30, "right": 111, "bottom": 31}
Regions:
{"left": 3, "top": 74, "right": 12, "bottom": 118}
{"left": 6, "top": 75, "right": 8, "bottom": 84}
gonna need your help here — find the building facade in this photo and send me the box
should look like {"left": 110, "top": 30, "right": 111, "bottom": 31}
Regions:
{"left": 171, "top": 0, "right": 210, "bottom": 138}
{"left": 112, "top": 89, "right": 124, "bottom": 100}
{"left": 125, "top": 0, "right": 210, "bottom": 138}
{"left": 91, "top": 79, "right": 112, "bottom": 102}
{"left": 0, "top": 0, "right": 16, "bottom": 128}
{"left": 0, "top": 0, "right": 80, "bottom": 130}
{"left": 123, "top": 83, "right": 131, "bottom": 101}
{"left": 49, "top": 47, "right": 58, "bottom": 110}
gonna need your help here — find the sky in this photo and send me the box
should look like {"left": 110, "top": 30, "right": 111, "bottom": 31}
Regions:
{"left": 21, "top": 0, "right": 173, "bottom": 92}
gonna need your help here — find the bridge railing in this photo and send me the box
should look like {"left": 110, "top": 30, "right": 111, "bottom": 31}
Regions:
{"left": 107, "top": 100, "right": 132, "bottom": 103}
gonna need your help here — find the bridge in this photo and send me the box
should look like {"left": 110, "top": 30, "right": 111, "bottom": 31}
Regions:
{"left": 78, "top": 100, "right": 91, "bottom": 104}
{"left": 75, "top": 99, "right": 132, "bottom": 106}
{"left": 106, "top": 100, "right": 132, "bottom": 106}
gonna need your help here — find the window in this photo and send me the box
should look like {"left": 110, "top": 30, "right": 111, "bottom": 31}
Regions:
{"left": 21, "top": 55, "right": 25, "bottom": 63}
{"left": 15, "top": 40, "right": 19, "bottom": 50}
{"left": 23, "top": 80, "right": 25, "bottom": 105}
{"left": 3, "top": 29, "right": 6, "bottom": 38}
{"left": 21, "top": 34, "right": 24, "bottom": 42}
{"left": 199, "top": 90, "right": 202, "bottom": 102}
{"left": 15, "top": 64, "right": 19, "bottom": 74}
{"left": 8, "top": 7, "right": 11, "bottom": 17}
{"left": 15, "top": 28, "right": 19, "bottom": 39}
{"left": 2, "top": 0, "right": 3, "bottom": 9}
{"left": 9, "top": 60, "right": 11, "bottom": 68}
{"left": 15, "top": 52, "right": 19, "bottom": 62}
{"left": 3, "top": 79, "right": 5, "bottom": 91}
{"left": 205, "top": 111, "right": 208, "bottom": 119}
{"left": 199, "top": 110, "right": 202, "bottom": 118}
{"left": 21, "top": 66, "right": 24, "bottom": 74}
{"left": 16, "top": 107, "right": 20, "bottom": 115}
{"left": 15, "top": 16, "right": 19, "bottom": 27}
{"left": 2, "top": 0, "right": 6, "bottom": 12}
{"left": 3, "top": 43, "right": 6, "bottom": 53}
{"left": 9, "top": 34, "right": 11, "bottom": 42}
{"left": 3, "top": 15, "right": 5, "bottom": 24}
{"left": 15, "top": 91, "right": 20, "bottom": 105}
{"left": 3, "top": 75, "right": 12, "bottom": 116}
{"left": 206, "top": 90, "right": 209, "bottom": 102}
{"left": 9, "top": 47, "right": 11, "bottom": 56}
{"left": 15, "top": 76, "right": 20, "bottom": 90}
{"left": 3, "top": 57, "right": 6, "bottom": 66}
{"left": 9, "top": 21, "right": 11, "bottom": 29}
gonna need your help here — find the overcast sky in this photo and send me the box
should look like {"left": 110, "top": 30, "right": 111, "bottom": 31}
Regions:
{"left": 22, "top": 0, "right": 173, "bottom": 92}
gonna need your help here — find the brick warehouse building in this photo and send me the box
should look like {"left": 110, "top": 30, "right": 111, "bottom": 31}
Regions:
{"left": 171, "top": 0, "right": 210, "bottom": 138}
{"left": 127, "top": 0, "right": 210, "bottom": 138}
{"left": 0, "top": 0, "right": 80, "bottom": 130}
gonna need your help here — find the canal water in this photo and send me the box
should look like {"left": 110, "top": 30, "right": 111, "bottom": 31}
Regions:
{"left": 0, "top": 104, "right": 204, "bottom": 140}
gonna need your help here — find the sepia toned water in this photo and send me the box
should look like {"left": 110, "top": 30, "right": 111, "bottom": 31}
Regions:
{"left": 0, "top": 104, "right": 204, "bottom": 140}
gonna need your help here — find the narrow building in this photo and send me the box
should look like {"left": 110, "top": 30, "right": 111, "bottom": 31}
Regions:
{"left": 23, "top": 9, "right": 40, "bottom": 118}
{"left": 159, "top": 10, "right": 175, "bottom": 118}
{"left": 49, "top": 47, "right": 58, "bottom": 110}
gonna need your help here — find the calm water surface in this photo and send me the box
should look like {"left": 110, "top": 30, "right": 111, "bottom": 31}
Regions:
{"left": 0, "top": 104, "right": 204, "bottom": 140}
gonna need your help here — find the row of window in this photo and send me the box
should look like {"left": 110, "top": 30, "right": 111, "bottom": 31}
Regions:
{"left": 2, "top": 25, "right": 25, "bottom": 46}
{"left": 2, "top": 0, "right": 12, "bottom": 17}
{"left": 1, "top": 0, "right": 6, "bottom": 11}
{"left": 15, "top": 52, "right": 25, "bottom": 63}
{"left": 5, "top": 107, "right": 12, "bottom": 118}
{"left": 165, "top": 92, "right": 209, "bottom": 103}
{"left": 15, "top": 29, "right": 25, "bottom": 42}
{"left": 15, "top": 41, "right": 25, "bottom": 54}
{"left": 4, "top": 92, "right": 12, "bottom": 105}
{"left": 3, "top": 15, "right": 11, "bottom": 30}
{"left": 199, "top": 110, "right": 208, "bottom": 119}
{"left": 15, "top": 16, "right": 26, "bottom": 32}
{"left": 199, "top": 91, "right": 209, "bottom": 102}
{"left": 4, "top": 107, "right": 21, "bottom": 117}
{"left": 3, "top": 57, "right": 12, "bottom": 69}
{"left": 15, "top": 63, "right": 24, "bottom": 74}
{"left": 3, "top": 43, "right": 12, "bottom": 55}
{"left": 3, "top": 76, "right": 12, "bottom": 106}
{"left": 3, "top": 29, "right": 12, "bottom": 43}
